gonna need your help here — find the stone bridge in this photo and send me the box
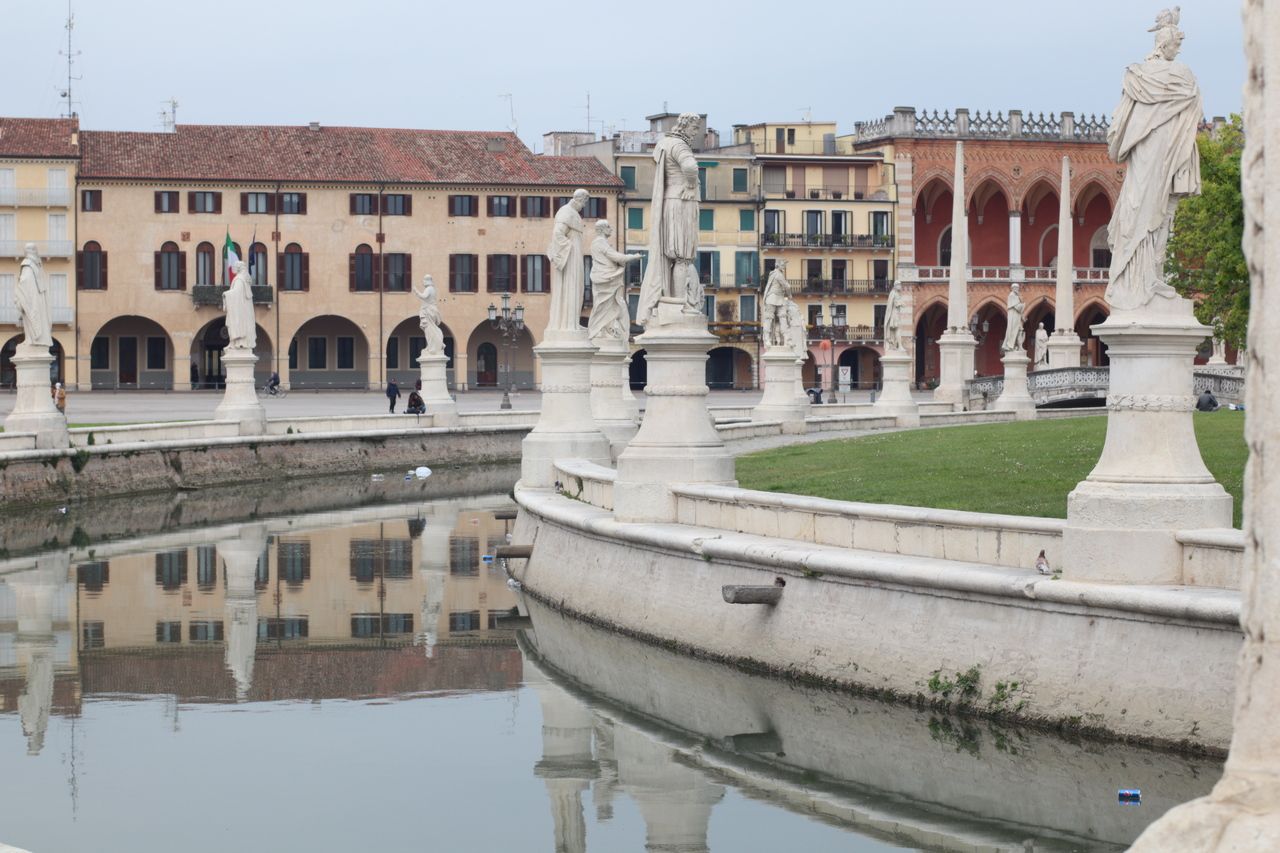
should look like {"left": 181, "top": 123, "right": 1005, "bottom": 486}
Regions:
{"left": 965, "top": 366, "right": 1245, "bottom": 409}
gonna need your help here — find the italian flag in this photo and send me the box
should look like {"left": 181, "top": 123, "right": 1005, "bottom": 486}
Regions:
{"left": 224, "top": 229, "right": 239, "bottom": 284}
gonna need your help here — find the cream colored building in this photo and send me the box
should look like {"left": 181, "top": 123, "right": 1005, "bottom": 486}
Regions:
{"left": 0, "top": 118, "right": 79, "bottom": 388}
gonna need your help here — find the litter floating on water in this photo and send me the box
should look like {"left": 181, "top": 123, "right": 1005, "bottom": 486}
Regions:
{"left": 415, "top": 466, "right": 432, "bottom": 479}
{"left": 371, "top": 474, "right": 385, "bottom": 482}
{"left": 1118, "top": 789, "right": 1141, "bottom": 805}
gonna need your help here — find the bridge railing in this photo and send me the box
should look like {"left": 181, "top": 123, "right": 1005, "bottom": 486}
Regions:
{"left": 963, "top": 365, "right": 1247, "bottom": 410}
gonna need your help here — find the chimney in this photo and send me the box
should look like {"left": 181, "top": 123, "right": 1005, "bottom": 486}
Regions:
{"left": 486, "top": 137, "right": 507, "bottom": 152}
{"left": 308, "top": 121, "right": 320, "bottom": 131}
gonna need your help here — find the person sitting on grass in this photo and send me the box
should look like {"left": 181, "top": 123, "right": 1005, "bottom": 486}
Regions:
{"left": 1196, "top": 389, "right": 1219, "bottom": 412}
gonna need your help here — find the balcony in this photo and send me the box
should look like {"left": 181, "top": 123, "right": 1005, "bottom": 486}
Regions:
{"left": 0, "top": 240, "right": 73, "bottom": 258}
{"left": 806, "top": 324, "right": 883, "bottom": 343}
{"left": 762, "top": 233, "right": 895, "bottom": 250}
{"left": 914, "top": 266, "right": 1109, "bottom": 284}
{"left": 793, "top": 278, "right": 892, "bottom": 296}
{"left": 766, "top": 187, "right": 891, "bottom": 202}
{"left": 709, "top": 321, "right": 761, "bottom": 342}
{"left": 697, "top": 276, "right": 761, "bottom": 290}
{"left": 0, "top": 187, "right": 72, "bottom": 207}
{"left": 191, "top": 284, "right": 275, "bottom": 306}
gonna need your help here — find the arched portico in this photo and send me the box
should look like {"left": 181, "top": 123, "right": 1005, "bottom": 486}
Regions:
{"left": 838, "top": 345, "right": 881, "bottom": 391}
{"left": 1, "top": 336, "right": 64, "bottom": 388}
{"left": 189, "top": 317, "right": 273, "bottom": 390}
{"left": 914, "top": 302, "right": 947, "bottom": 385}
{"left": 87, "top": 316, "right": 174, "bottom": 390}
{"left": 971, "top": 299, "right": 1007, "bottom": 376}
{"left": 466, "top": 321, "right": 535, "bottom": 389}
{"left": 386, "top": 316, "right": 456, "bottom": 390}
{"left": 1076, "top": 301, "right": 1110, "bottom": 366}
{"left": 288, "top": 315, "right": 369, "bottom": 389}
{"left": 706, "top": 346, "right": 754, "bottom": 390}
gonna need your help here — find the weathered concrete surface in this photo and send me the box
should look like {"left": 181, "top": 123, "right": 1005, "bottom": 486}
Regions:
{"left": 512, "top": 486, "right": 1241, "bottom": 752}
{"left": 0, "top": 425, "right": 525, "bottom": 509}
{"left": 522, "top": 596, "right": 1223, "bottom": 850}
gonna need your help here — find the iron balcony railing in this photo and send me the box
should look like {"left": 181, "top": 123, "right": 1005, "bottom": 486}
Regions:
{"left": 191, "top": 284, "right": 275, "bottom": 306}
{"left": 791, "top": 278, "right": 892, "bottom": 296}
{"left": 709, "top": 321, "right": 761, "bottom": 342}
{"left": 764, "top": 187, "right": 891, "bottom": 201}
{"left": 915, "top": 266, "right": 1109, "bottom": 283}
{"left": 806, "top": 324, "right": 883, "bottom": 343}
{"left": 762, "top": 233, "right": 895, "bottom": 250}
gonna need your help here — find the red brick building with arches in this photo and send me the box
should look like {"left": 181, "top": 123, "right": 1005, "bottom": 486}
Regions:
{"left": 850, "top": 107, "right": 1121, "bottom": 382}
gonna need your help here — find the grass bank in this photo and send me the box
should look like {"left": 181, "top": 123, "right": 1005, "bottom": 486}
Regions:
{"left": 736, "top": 412, "right": 1246, "bottom": 528}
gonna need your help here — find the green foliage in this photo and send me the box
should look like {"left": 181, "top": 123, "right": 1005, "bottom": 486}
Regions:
{"left": 927, "top": 665, "right": 981, "bottom": 702}
{"left": 1167, "top": 115, "right": 1249, "bottom": 348}
{"left": 737, "top": 413, "right": 1247, "bottom": 527}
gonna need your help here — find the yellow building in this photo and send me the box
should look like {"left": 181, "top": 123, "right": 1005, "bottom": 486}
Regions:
{"left": 0, "top": 118, "right": 79, "bottom": 388}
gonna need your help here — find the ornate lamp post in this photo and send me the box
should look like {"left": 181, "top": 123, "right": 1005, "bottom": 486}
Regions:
{"left": 487, "top": 293, "right": 525, "bottom": 410}
{"left": 810, "top": 303, "right": 844, "bottom": 403}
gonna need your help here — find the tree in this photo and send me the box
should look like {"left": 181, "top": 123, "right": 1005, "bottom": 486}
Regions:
{"left": 1166, "top": 114, "right": 1248, "bottom": 349}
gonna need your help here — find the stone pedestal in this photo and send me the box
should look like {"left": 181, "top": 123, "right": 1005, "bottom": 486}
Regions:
{"left": 933, "top": 330, "right": 975, "bottom": 408}
{"left": 213, "top": 347, "right": 266, "bottom": 435}
{"left": 1046, "top": 332, "right": 1083, "bottom": 369}
{"left": 589, "top": 337, "right": 639, "bottom": 458}
{"left": 751, "top": 348, "right": 808, "bottom": 433}
{"left": 1062, "top": 303, "right": 1232, "bottom": 584}
{"left": 614, "top": 299, "right": 736, "bottom": 523}
{"left": 992, "top": 351, "right": 1038, "bottom": 420}
{"left": 417, "top": 352, "right": 458, "bottom": 426}
{"left": 871, "top": 350, "right": 919, "bottom": 427}
{"left": 3, "top": 345, "right": 68, "bottom": 449}
{"left": 521, "top": 330, "right": 611, "bottom": 488}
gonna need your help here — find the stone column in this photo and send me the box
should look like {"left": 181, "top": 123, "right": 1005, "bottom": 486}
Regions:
{"left": 614, "top": 726, "right": 723, "bottom": 853}
{"left": 521, "top": 329, "right": 611, "bottom": 488}
{"left": 589, "top": 336, "right": 639, "bottom": 459}
{"left": 613, "top": 300, "right": 736, "bottom": 523}
{"left": 1007, "top": 210, "right": 1022, "bottom": 267}
{"left": 417, "top": 352, "right": 459, "bottom": 426}
{"left": 991, "top": 351, "right": 1037, "bottom": 419}
{"left": 1061, "top": 301, "right": 1232, "bottom": 584}
{"left": 1129, "top": 7, "right": 1280, "bottom": 843}
{"left": 221, "top": 524, "right": 267, "bottom": 701}
{"left": 934, "top": 141, "right": 975, "bottom": 407}
{"left": 1048, "top": 155, "right": 1084, "bottom": 368}
{"left": 751, "top": 348, "right": 808, "bottom": 432}
{"left": 871, "top": 350, "right": 919, "bottom": 426}
{"left": 3, "top": 344, "right": 69, "bottom": 449}
{"left": 214, "top": 346, "right": 266, "bottom": 435}
{"left": 527, "top": 654, "right": 598, "bottom": 853}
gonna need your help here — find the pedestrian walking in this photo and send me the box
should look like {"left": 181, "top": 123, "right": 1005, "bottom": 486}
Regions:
{"left": 386, "top": 380, "right": 401, "bottom": 413}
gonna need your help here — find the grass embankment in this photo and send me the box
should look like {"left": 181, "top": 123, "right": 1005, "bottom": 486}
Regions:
{"left": 736, "top": 412, "right": 1247, "bottom": 528}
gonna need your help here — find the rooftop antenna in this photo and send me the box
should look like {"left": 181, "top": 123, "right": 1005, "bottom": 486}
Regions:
{"left": 158, "top": 98, "right": 178, "bottom": 133}
{"left": 585, "top": 91, "right": 591, "bottom": 137}
{"left": 58, "top": 2, "right": 82, "bottom": 118}
{"left": 498, "top": 93, "right": 518, "bottom": 136}
{"left": 798, "top": 106, "right": 812, "bottom": 123}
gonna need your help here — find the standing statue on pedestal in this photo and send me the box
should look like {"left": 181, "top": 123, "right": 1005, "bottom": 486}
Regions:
{"left": 15, "top": 243, "right": 52, "bottom": 349}
{"left": 883, "top": 280, "right": 905, "bottom": 351}
{"left": 761, "top": 261, "right": 791, "bottom": 348}
{"left": 637, "top": 112, "right": 702, "bottom": 326}
{"left": 1106, "top": 7, "right": 1202, "bottom": 312}
{"left": 547, "top": 189, "right": 589, "bottom": 336}
{"left": 1034, "top": 321, "right": 1050, "bottom": 367}
{"left": 785, "top": 301, "right": 807, "bottom": 361}
{"left": 414, "top": 274, "right": 445, "bottom": 354}
{"left": 587, "top": 221, "right": 641, "bottom": 341}
{"left": 1001, "top": 283, "right": 1026, "bottom": 353}
{"left": 1208, "top": 315, "right": 1228, "bottom": 364}
{"left": 222, "top": 261, "right": 256, "bottom": 350}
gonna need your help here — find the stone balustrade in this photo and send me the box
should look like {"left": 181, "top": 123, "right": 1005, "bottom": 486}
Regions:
{"left": 851, "top": 106, "right": 1110, "bottom": 143}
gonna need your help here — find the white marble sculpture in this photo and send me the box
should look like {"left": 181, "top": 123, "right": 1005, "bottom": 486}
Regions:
{"left": 1209, "top": 316, "right": 1228, "bottom": 364}
{"left": 586, "top": 221, "right": 641, "bottom": 341}
{"left": 883, "top": 280, "right": 905, "bottom": 351}
{"left": 785, "top": 301, "right": 807, "bottom": 360}
{"left": 222, "top": 261, "right": 257, "bottom": 351}
{"left": 1034, "top": 322, "right": 1050, "bottom": 367}
{"left": 546, "top": 190, "right": 590, "bottom": 336}
{"left": 414, "top": 275, "right": 445, "bottom": 355}
{"left": 636, "top": 112, "right": 702, "bottom": 325}
{"left": 15, "top": 243, "right": 52, "bottom": 349}
{"left": 1001, "top": 283, "right": 1025, "bottom": 353}
{"left": 1105, "top": 5, "right": 1203, "bottom": 313}
{"left": 761, "top": 262, "right": 791, "bottom": 348}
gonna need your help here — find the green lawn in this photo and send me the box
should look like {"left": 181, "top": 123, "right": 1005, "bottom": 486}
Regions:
{"left": 736, "top": 412, "right": 1247, "bottom": 528}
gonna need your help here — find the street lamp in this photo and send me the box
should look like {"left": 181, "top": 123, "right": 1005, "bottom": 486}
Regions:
{"left": 487, "top": 292, "right": 525, "bottom": 410}
{"left": 810, "top": 303, "right": 844, "bottom": 404}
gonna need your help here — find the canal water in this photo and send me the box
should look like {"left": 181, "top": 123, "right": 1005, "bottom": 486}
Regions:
{"left": 0, "top": 468, "right": 1222, "bottom": 851}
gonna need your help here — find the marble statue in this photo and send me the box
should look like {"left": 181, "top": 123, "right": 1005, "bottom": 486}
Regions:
{"left": 1105, "top": 6, "right": 1202, "bottom": 312}
{"left": 547, "top": 189, "right": 589, "bottom": 335}
{"left": 883, "top": 280, "right": 905, "bottom": 351}
{"left": 785, "top": 301, "right": 807, "bottom": 360}
{"left": 1209, "top": 315, "right": 1228, "bottom": 363}
{"left": 761, "top": 261, "right": 791, "bottom": 348}
{"left": 15, "top": 243, "right": 52, "bottom": 349}
{"left": 586, "top": 221, "right": 641, "bottom": 341}
{"left": 637, "top": 112, "right": 702, "bottom": 325}
{"left": 1034, "top": 321, "right": 1050, "bottom": 367}
{"left": 1001, "top": 283, "right": 1026, "bottom": 353}
{"left": 222, "top": 261, "right": 256, "bottom": 350}
{"left": 414, "top": 275, "right": 445, "bottom": 355}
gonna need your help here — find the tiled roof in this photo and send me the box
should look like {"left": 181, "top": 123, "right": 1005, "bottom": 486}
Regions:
{"left": 0, "top": 117, "right": 79, "bottom": 159}
{"left": 80, "top": 124, "right": 622, "bottom": 188}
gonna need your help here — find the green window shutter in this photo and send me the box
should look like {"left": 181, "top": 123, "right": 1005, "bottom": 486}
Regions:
{"left": 628, "top": 207, "right": 644, "bottom": 230}
{"left": 620, "top": 166, "right": 636, "bottom": 190}
{"left": 699, "top": 209, "right": 714, "bottom": 231}
{"left": 735, "top": 251, "right": 758, "bottom": 286}
{"left": 733, "top": 168, "right": 748, "bottom": 193}
{"left": 711, "top": 252, "right": 720, "bottom": 283}
{"left": 739, "top": 209, "right": 755, "bottom": 232}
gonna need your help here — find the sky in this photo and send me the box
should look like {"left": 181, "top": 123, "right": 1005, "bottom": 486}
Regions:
{"left": 7, "top": 0, "right": 1246, "bottom": 152}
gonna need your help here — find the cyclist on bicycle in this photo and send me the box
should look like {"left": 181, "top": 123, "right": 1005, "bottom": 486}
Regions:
{"left": 267, "top": 372, "right": 281, "bottom": 396}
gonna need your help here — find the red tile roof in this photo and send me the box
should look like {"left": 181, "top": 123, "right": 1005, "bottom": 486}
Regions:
{"left": 80, "top": 124, "right": 622, "bottom": 188}
{"left": 0, "top": 117, "right": 79, "bottom": 159}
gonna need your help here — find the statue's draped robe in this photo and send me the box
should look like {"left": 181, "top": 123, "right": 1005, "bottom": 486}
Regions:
{"left": 224, "top": 272, "right": 257, "bottom": 350}
{"left": 15, "top": 257, "right": 52, "bottom": 348}
{"left": 762, "top": 270, "right": 790, "bottom": 347}
{"left": 884, "top": 286, "right": 903, "bottom": 350}
{"left": 546, "top": 203, "right": 585, "bottom": 335}
{"left": 1106, "top": 58, "right": 1203, "bottom": 311}
{"left": 419, "top": 288, "right": 444, "bottom": 354}
{"left": 637, "top": 134, "right": 699, "bottom": 325}
{"left": 587, "top": 236, "right": 629, "bottom": 341}
{"left": 1002, "top": 291, "right": 1025, "bottom": 352}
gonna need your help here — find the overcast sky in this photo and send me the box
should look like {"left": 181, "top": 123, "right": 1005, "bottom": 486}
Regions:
{"left": 8, "top": 0, "right": 1246, "bottom": 152}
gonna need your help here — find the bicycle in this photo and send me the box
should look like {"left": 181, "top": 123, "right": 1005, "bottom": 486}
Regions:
{"left": 259, "top": 383, "right": 289, "bottom": 398}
